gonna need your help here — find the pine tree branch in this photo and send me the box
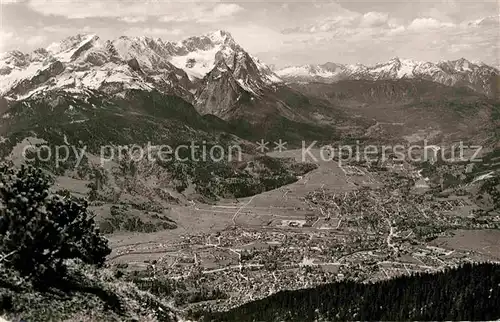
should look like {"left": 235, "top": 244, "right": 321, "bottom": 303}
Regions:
{"left": 0, "top": 250, "right": 18, "bottom": 263}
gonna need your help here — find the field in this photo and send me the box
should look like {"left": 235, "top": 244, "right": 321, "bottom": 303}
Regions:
{"left": 108, "top": 149, "right": 367, "bottom": 251}
{"left": 431, "top": 229, "right": 500, "bottom": 259}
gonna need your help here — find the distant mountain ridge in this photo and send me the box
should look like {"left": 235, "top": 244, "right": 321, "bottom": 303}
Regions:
{"left": 276, "top": 57, "right": 499, "bottom": 97}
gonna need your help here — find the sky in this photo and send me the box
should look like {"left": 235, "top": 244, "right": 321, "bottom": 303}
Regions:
{"left": 0, "top": 0, "right": 499, "bottom": 68}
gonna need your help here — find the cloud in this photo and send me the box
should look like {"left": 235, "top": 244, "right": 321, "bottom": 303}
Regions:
{"left": 407, "top": 18, "right": 455, "bottom": 31}
{"left": 25, "top": 35, "right": 47, "bottom": 46}
{"left": 1, "top": 0, "right": 25, "bottom": 3}
{"left": 281, "top": 16, "right": 358, "bottom": 34}
{"left": 26, "top": 0, "right": 179, "bottom": 18}
{"left": 360, "top": 12, "right": 389, "bottom": 28}
{"left": 272, "top": 8, "right": 498, "bottom": 67}
{"left": 282, "top": 11, "right": 465, "bottom": 38}
{"left": 0, "top": 31, "right": 15, "bottom": 51}
{"left": 281, "top": 11, "right": 396, "bottom": 34}
{"left": 230, "top": 25, "right": 285, "bottom": 54}
{"left": 279, "top": 2, "right": 362, "bottom": 34}
{"left": 158, "top": 3, "right": 243, "bottom": 23}
{"left": 209, "top": 4, "right": 243, "bottom": 21}
{"left": 26, "top": 0, "right": 243, "bottom": 23}
{"left": 125, "top": 27, "right": 183, "bottom": 37}
{"left": 119, "top": 16, "right": 148, "bottom": 23}
{"left": 466, "top": 14, "right": 500, "bottom": 27}
{"left": 386, "top": 25, "right": 406, "bottom": 36}
{"left": 449, "top": 43, "right": 472, "bottom": 53}
{"left": 0, "top": 30, "right": 44, "bottom": 51}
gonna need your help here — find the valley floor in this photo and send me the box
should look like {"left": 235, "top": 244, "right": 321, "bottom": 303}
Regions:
{"left": 105, "top": 149, "right": 500, "bottom": 314}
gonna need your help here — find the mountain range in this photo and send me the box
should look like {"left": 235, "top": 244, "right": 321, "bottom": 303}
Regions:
{"left": 2, "top": 30, "right": 499, "bottom": 111}
{"left": 275, "top": 57, "right": 499, "bottom": 97}
{"left": 1, "top": 29, "right": 499, "bottom": 322}
{"left": 0, "top": 30, "right": 281, "bottom": 119}
{"left": 0, "top": 30, "right": 499, "bottom": 147}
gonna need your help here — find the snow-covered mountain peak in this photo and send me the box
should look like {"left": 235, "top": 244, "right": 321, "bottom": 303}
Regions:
{"left": 444, "top": 57, "right": 474, "bottom": 72}
{"left": 206, "top": 30, "right": 235, "bottom": 46}
{"left": 0, "top": 31, "right": 281, "bottom": 102}
{"left": 111, "top": 35, "right": 173, "bottom": 70}
{"left": 0, "top": 50, "right": 31, "bottom": 70}
{"left": 167, "top": 29, "right": 281, "bottom": 87}
{"left": 46, "top": 34, "right": 100, "bottom": 62}
{"left": 367, "top": 57, "right": 425, "bottom": 79}
{"left": 46, "top": 34, "right": 96, "bottom": 52}
{"left": 453, "top": 58, "right": 473, "bottom": 71}
{"left": 174, "top": 30, "right": 238, "bottom": 55}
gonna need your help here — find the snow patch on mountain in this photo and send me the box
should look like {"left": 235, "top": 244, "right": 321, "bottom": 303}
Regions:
{"left": 49, "top": 34, "right": 98, "bottom": 62}
{"left": 169, "top": 46, "right": 220, "bottom": 80}
{"left": 0, "top": 61, "right": 46, "bottom": 94}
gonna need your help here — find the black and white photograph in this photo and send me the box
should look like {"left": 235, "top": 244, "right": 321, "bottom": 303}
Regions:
{"left": 0, "top": 0, "right": 499, "bottom": 321}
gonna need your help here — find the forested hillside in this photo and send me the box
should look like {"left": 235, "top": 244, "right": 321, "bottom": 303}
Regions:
{"left": 200, "top": 262, "right": 500, "bottom": 321}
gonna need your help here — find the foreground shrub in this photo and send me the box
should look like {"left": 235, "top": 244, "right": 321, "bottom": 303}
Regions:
{"left": 0, "top": 164, "right": 111, "bottom": 283}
